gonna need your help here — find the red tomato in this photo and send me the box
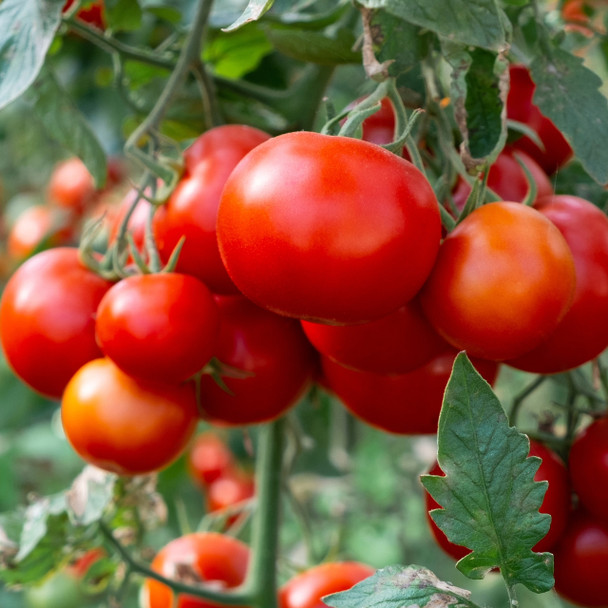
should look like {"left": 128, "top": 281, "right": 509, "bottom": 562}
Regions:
{"left": 568, "top": 417, "right": 608, "bottom": 523}
{"left": 507, "top": 195, "right": 608, "bottom": 373}
{"left": 188, "top": 432, "right": 234, "bottom": 487}
{"left": 300, "top": 297, "right": 447, "bottom": 375}
{"left": 321, "top": 348, "right": 499, "bottom": 435}
{"left": 107, "top": 187, "right": 153, "bottom": 257}
{"left": 217, "top": 131, "right": 441, "bottom": 324}
{"left": 420, "top": 201, "right": 576, "bottom": 361}
{"left": 153, "top": 125, "right": 271, "bottom": 294}
{"left": 507, "top": 65, "right": 573, "bottom": 174}
{"left": 61, "top": 357, "right": 198, "bottom": 475}
{"left": 0, "top": 248, "right": 112, "bottom": 399}
{"left": 553, "top": 508, "right": 608, "bottom": 607}
{"left": 199, "top": 296, "right": 316, "bottom": 426}
{"left": 47, "top": 158, "right": 96, "bottom": 214}
{"left": 143, "top": 532, "right": 250, "bottom": 608}
{"left": 67, "top": 548, "right": 105, "bottom": 579}
{"left": 450, "top": 147, "right": 553, "bottom": 211}
{"left": 206, "top": 468, "right": 255, "bottom": 516}
{"left": 96, "top": 273, "right": 219, "bottom": 383}
{"left": 63, "top": 0, "right": 105, "bottom": 29}
{"left": 424, "top": 439, "right": 571, "bottom": 560}
{"left": 279, "top": 562, "right": 375, "bottom": 608}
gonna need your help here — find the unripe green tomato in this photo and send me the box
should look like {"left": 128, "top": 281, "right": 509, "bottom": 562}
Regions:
{"left": 25, "top": 571, "right": 82, "bottom": 608}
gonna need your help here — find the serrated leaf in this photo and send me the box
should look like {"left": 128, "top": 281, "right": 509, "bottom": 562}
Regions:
{"left": 357, "top": 0, "right": 510, "bottom": 52}
{"left": 26, "top": 69, "right": 107, "bottom": 188}
{"left": 105, "top": 0, "right": 143, "bottom": 31}
{"left": 421, "top": 353, "right": 554, "bottom": 594}
{"left": 223, "top": 0, "right": 274, "bottom": 32}
{"left": 0, "top": 0, "right": 65, "bottom": 110}
{"left": 323, "top": 564, "right": 480, "bottom": 608}
{"left": 529, "top": 46, "right": 608, "bottom": 184}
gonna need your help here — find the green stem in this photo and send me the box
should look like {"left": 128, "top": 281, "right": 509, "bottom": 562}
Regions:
{"left": 508, "top": 376, "right": 546, "bottom": 427}
{"left": 506, "top": 583, "right": 519, "bottom": 608}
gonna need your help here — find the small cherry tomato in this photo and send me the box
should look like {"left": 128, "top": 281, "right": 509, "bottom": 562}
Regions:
{"left": 279, "top": 562, "right": 375, "bottom": 608}
{"left": 47, "top": 157, "right": 96, "bottom": 214}
{"left": 206, "top": 468, "right": 255, "bottom": 517}
{"left": 63, "top": 0, "right": 105, "bottom": 29}
{"left": 420, "top": 201, "right": 576, "bottom": 361}
{"left": 0, "top": 247, "right": 112, "bottom": 399}
{"left": 188, "top": 432, "right": 235, "bottom": 487}
{"left": 61, "top": 357, "right": 198, "bottom": 475}
{"left": 143, "top": 532, "right": 250, "bottom": 608}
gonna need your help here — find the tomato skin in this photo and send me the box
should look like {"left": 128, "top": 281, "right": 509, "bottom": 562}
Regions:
{"left": 301, "top": 297, "right": 447, "bottom": 375}
{"left": 47, "top": 157, "right": 96, "bottom": 214}
{"left": 153, "top": 125, "right": 271, "bottom": 294}
{"left": 61, "top": 358, "right": 198, "bottom": 475}
{"left": 206, "top": 468, "right": 255, "bottom": 516}
{"left": 107, "top": 187, "right": 152, "bottom": 256}
{"left": 0, "top": 247, "right": 112, "bottom": 399}
{"left": 424, "top": 439, "right": 571, "bottom": 560}
{"left": 63, "top": 0, "right": 105, "bottom": 29}
{"left": 279, "top": 562, "right": 375, "bottom": 608}
{"left": 188, "top": 432, "right": 235, "bottom": 487}
{"left": 217, "top": 131, "right": 441, "bottom": 324}
{"left": 420, "top": 201, "right": 576, "bottom": 361}
{"left": 143, "top": 532, "right": 251, "bottom": 608}
{"left": 199, "top": 296, "right": 316, "bottom": 426}
{"left": 568, "top": 417, "right": 608, "bottom": 524}
{"left": 95, "top": 273, "right": 219, "bottom": 383}
{"left": 321, "top": 348, "right": 499, "bottom": 435}
{"left": 507, "top": 195, "right": 608, "bottom": 373}
{"left": 553, "top": 509, "right": 608, "bottom": 607}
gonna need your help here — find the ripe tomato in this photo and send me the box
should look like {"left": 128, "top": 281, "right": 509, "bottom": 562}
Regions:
{"left": 206, "top": 468, "right": 255, "bottom": 517}
{"left": 507, "top": 65, "right": 573, "bottom": 174}
{"left": 95, "top": 273, "right": 219, "bottom": 383}
{"left": 279, "top": 562, "right": 375, "bottom": 608}
{"left": 217, "top": 131, "right": 441, "bottom": 324}
{"left": 568, "top": 417, "right": 608, "bottom": 524}
{"left": 61, "top": 357, "right": 198, "bottom": 475}
{"left": 424, "top": 439, "right": 571, "bottom": 560}
{"left": 507, "top": 195, "right": 608, "bottom": 373}
{"left": 143, "top": 532, "right": 250, "bottom": 608}
{"left": 553, "top": 508, "right": 608, "bottom": 607}
{"left": 106, "top": 187, "right": 152, "bottom": 258}
{"left": 199, "top": 295, "right": 316, "bottom": 426}
{"left": 420, "top": 201, "right": 576, "bottom": 361}
{"left": 321, "top": 348, "right": 499, "bottom": 435}
{"left": 153, "top": 125, "right": 271, "bottom": 294}
{"left": 450, "top": 147, "right": 553, "bottom": 211}
{"left": 188, "top": 432, "right": 234, "bottom": 487}
{"left": 47, "top": 157, "right": 96, "bottom": 214}
{"left": 63, "top": 0, "right": 105, "bottom": 29}
{"left": 300, "top": 296, "right": 447, "bottom": 375}
{"left": 0, "top": 247, "right": 112, "bottom": 399}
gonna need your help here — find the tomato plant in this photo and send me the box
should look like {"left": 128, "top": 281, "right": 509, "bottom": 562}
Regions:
{"left": 188, "top": 432, "right": 235, "bottom": 487}
{"left": 217, "top": 131, "right": 441, "bottom": 324}
{"left": 46, "top": 157, "right": 96, "bottom": 214}
{"left": 63, "top": 0, "right": 105, "bottom": 29}
{"left": 61, "top": 357, "right": 199, "bottom": 475}
{"left": 206, "top": 467, "right": 255, "bottom": 519}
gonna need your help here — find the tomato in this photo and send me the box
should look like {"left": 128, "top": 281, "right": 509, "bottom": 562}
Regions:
{"left": 25, "top": 571, "right": 83, "bottom": 608}
{"left": 321, "top": 348, "right": 499, "bottom": 435}
{"left": 153, "top": 125, "right": 271, "bottom": 294}
{"left": 507, "top": 65, "right": 573, "bottom": 174}
{"left": 47, "top": 157, "right": 96, "bottom": 214}
{"left": 67, "top": 548, "right": 105, "bottom": 579}
{"left": 63, "top": 0, "right": 105, "bottom": 29}
{"left": 424, "top": 439, "right": 571, "bottom": 560}
{"left": 0, "top": 247, "right": 112, "bottom": 399}
{"left": 300, "top": 296, "right": 447, "bottom": 375}
{"left": 143, "top": 532, "right": 250, "bottom": 608}
{"left": 206, "top": 468, "right": 255, "bottom": 517}
{"left": 107, "top": 187, "right": 153, "bottom": 258}
{"left": 96, "top": 273, "right": 219, "bottom": 383}
{"left": 279, "top": 562, "right": 374, "bottom": 608}
{"left": 553, "top": 508, "right": 608, "bottom": 607}
{"left": 568, "top": 417, "right": 608, "bottom": 523}
{"left": 420, "top": 201, "right": 576, "bottom": 361}
{"left": 507, "top": 195, "right": 608, "bottom": 373}
{"left": 217, "top": 131, "right": 441, "bottom": 324}
{"left": 199, "top": 295, "right": 316, "bottom": 426}
{"left": 61, "top": 357, "right": 198, "bottom": 475}
{"left": 188, "top": 432, "right": 234, "bottom": 487}
{"left": 450, "top": 147, "right": 553, "bottom": 211}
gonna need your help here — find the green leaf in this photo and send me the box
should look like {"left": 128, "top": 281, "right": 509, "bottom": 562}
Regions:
{"left": 421, "top": 353, "right": 554, "bottom": 594}
{"left": 105, "top": 0, "right": 143, "bottom": 31}
{"left": 26, "top": 69, "right": 107, "bottom": 188}
{"left": 223, "top": 0, "right": 275, "bottom": 32}
{"left": 357, "top": 0, "right": 510, "bottom": 52}
{"left": 65, "top": 467, "right": 117, "bottom": 526}
{"left": 0, "top": 0, "right": 65, "bottom": 111}
{"left": 323, "top": 564, "right": 481, "bottom": 608}
{"left": 529, "top": 46, "right": 608, "bottom": 184}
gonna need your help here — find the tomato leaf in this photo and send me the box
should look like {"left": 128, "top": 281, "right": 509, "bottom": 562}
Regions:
{"left": 0, "top": 0, "right": 65, "bottom": 111}
{"left": 104, "top": 0, "right": 143, "bottom": 31}
{"left": 323, "top": 564, "right": 481, "bottom": 608}
{"left": 529, "top": 46, "right": 608, "bottom": 184}
{"left": 223, "top": 0, "right": 274, "bottom": 32}
{"left": 357, "top": 0, "right": 510, "bottom": 52}
{"left": 421, "top": 353, "right": 554, "bottom": 594}
{"left": 26, "top": 69, "right": 108, "bottom": 188}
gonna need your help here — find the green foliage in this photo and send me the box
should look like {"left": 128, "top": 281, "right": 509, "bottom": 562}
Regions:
{"left": 421, "top": 354, "right": 554, "bottom": 595}
{"left": 223, "top": 0, "right": 275, "bottom": 32}
{"left": 105, "top": 0, "right": 143, "bottom": 31}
